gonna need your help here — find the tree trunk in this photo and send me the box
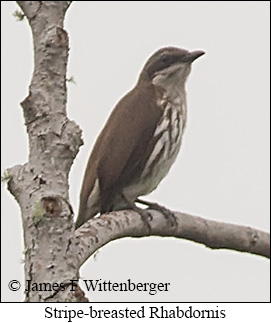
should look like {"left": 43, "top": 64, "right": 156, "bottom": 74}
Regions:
{"left": 8, "top": 1, "right": 83, "bottom": 302}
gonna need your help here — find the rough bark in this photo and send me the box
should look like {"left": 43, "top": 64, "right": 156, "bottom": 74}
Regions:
{"left": 75, "top": 209, "right": 270, "bottom": 268}
{"left": 7, "top": 1, "right": 83, "bottom": 302}
{"left": 5, "top": 1, "right": 269, "bottom": 302}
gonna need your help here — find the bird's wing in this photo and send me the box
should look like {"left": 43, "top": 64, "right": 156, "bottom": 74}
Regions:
{"left": 76, "top": 84, "right": 162, "bottom": 227}
{"left": 97, "top": 85, "right": 162, "bottom": 211}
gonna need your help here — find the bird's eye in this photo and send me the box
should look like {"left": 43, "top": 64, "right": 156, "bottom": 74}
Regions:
{"left": 161, "top": 55, "right": 169, "bottom": 64}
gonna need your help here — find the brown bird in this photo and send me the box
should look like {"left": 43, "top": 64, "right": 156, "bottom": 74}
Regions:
{"left": 76, "top": 46, "right": 204, "bottom": 228}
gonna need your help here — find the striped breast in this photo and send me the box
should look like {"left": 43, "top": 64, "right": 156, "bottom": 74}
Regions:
{"left": 123, "top": 94, "right": 186, "bottom": 200}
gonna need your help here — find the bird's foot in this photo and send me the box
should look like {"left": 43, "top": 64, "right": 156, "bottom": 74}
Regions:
{"left": 136, "top": 199, "right": 178, "bottom": 228}
{"left": 133, "top": 205, "right": 152, "bottom": 233}
{"left": 119, "top": 193, "right": 152, "bottom": 233}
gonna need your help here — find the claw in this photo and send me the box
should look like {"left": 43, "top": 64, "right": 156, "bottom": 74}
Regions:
{"left": 136, "top": 199, "right": 177, "bottom": 228}
{"left": 137, "top": 208, "right": 152, "bottom": 233}
{"left": 119, "top": 195, "right": 152, "bottom": 233}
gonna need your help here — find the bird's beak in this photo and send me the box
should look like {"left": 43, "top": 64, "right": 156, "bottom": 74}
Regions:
{"left": 183, "top": 50, "right": 205, "bottom": 63}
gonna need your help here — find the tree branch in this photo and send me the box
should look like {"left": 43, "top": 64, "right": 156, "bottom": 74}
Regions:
{"left": 75, "top": 208, "right": 270, "bottom": 267}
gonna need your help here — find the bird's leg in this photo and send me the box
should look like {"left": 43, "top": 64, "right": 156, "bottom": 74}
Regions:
{"left": 136, "top": 198, "right": 178, "bottom": 228}
{"left": 119, "top": 194, "right": 152, "bottom": 233}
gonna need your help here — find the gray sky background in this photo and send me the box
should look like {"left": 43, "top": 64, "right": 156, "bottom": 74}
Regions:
{"left": 1, "top": 1, "right": 270, "bottom": 302}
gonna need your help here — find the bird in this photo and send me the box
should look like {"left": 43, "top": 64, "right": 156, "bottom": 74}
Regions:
{"left": 75, "top": 46, "right": 204, "bottom": 228}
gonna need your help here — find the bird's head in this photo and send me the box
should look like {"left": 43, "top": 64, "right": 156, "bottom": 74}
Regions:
{"left": 139, "top": 47, "right": 205, "bottom": 90}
